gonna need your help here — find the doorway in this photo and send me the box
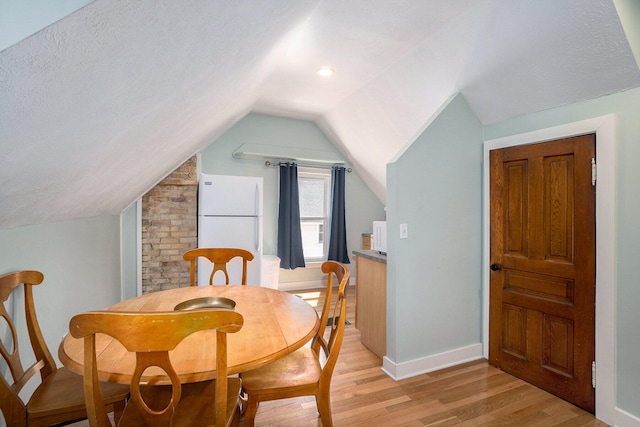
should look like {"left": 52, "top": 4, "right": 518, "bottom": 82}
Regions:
{"left": 482, "top": 115, "right": 615, "bottom": 423}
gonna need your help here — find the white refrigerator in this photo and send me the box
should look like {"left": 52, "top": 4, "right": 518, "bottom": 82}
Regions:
{"left": 197, "top": 174, "right": 263, "bottom": 286}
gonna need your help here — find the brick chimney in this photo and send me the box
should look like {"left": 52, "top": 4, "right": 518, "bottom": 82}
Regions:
{"left": 141, "top": 156, "right": 197, "bottom": 294}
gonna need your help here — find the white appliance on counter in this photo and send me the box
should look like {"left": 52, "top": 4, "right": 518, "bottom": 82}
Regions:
{"left": 198, "top": 174, "right": 263, "bottom": 286}
{"left": 372, "top": 221, "right": 387, "bottom": 255}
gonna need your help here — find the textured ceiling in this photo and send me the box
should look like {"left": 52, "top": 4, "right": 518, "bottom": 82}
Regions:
{"left": 1, "top": 0, "right": 639, "bottom": 230}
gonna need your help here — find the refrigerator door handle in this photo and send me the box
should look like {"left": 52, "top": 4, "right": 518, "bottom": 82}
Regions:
{"left": 254, "top": 183, "right": 261, "bottom": 216}
{"left": 255, "top": 216, "right": 261, "bottom": 251}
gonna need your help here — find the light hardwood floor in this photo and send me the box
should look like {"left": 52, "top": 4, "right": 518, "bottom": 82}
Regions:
{"left": 68, "top": 285, "right": 609, "bottom": 427}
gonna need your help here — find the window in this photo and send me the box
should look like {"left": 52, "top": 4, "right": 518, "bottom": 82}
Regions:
{"left": 298, "top": 167, "right": 330, "bottom": 261}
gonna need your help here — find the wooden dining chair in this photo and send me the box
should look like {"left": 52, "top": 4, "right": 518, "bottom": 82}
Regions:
{"left": 240, "top": 261, "right": 350, "bottom": 427}
{"left": 183, "top": 247, "right": 254, "bottom": 286}
{"left": 69, "top": 308, "right": 244, "bottom": 427}
{"left": 0, "top": 270, "right": 129, "bottom": 427}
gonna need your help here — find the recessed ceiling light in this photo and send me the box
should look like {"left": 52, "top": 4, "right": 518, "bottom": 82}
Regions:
{"left": 317, "top": 66, "right": 335, "bottom": 77}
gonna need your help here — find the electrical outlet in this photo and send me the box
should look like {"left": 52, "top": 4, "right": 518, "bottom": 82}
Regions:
{"left": 400, "top": 223, "right": 408, "bottom": 239}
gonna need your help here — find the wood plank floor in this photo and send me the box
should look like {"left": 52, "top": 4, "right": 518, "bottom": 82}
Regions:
{"left": 68, "top": 285, "right": 609, "bottom": 427}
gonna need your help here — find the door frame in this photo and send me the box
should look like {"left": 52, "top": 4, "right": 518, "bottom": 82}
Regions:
{"left": 482, "top": 115, "right": 615, "bottom": 424}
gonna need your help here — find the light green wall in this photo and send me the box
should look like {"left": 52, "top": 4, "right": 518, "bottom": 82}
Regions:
{"left": 615, "top": 0, "right": 640, "bottom": 69}
{"left": 484, "top": 86, "right": 640, "bottom": 419}
{"left": 386, "top": 94, "right": 483, "bottom": 362}
{"left": 0, "top": 214, "right": 122, "bottom": 425}
{"left": 0, "top": 215, "right": 122, "bottom": 346}
{"left": 0, "top": 0, "right": 94, "bottom": 51}
{"left": 200, "top": 112, "right": 385, "bottom": 286}
{"left": 121, "top": 202, "right": 139, "bottom": 299}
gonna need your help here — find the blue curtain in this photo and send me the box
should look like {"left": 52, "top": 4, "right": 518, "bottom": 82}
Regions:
{"left": 328, "top": 166, "right": 350, "bottom": 263}
{"left": 277, "top": 163, "right": 306, "bottom": 269}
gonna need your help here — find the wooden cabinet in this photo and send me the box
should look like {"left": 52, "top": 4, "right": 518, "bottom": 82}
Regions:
{"left": 362, "top": 233, "right": 372, "bottom": 250}
{"left": 354, "top": 250, "right": 386, "bottom": 358}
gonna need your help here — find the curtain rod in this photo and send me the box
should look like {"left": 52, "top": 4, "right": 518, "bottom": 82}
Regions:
{"left": 264, "top": 160, "right": 352, "bottom": 173}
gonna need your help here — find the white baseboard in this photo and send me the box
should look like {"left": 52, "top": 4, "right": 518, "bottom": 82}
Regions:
{"left": 381, "top": 343, "right": 484, "bottom": 381}
{"left": 276, "top": 277, "right": 355, "bottom": 292}
{"left": 614, "top": 408, "right": 640, "bottom": 427}
{"left": 277, "top": 280, "right": 324, "bottom": 291}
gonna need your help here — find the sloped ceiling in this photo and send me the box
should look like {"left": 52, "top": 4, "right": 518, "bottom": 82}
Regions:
{"left": 1, "top": 0, "right": 639, "bottom": 230}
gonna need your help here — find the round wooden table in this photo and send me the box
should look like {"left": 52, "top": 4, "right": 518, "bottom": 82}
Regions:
{"left": 59, "top": 286, "right": 319, "bottom": 384}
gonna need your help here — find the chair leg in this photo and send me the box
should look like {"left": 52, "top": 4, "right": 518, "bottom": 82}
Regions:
{"left": 113, "top": 399, "right": 126, "bottom": 423}
{"left": 316, "top": 393, "right": 333, "bottom": 427}
{"left": 230, "top": 405, "right": 241, "bottom": 427}
{"left": 243, "top": 396, "right": 259, "bottom": 427}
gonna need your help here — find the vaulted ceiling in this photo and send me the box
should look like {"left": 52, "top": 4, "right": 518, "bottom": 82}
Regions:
{"left": 2, "top": 0, "right": 639, "bottom": 230}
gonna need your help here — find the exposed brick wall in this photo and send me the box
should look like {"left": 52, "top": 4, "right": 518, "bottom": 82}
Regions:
{"left": 141, "top": 156, "right": 197, "bottom": 293}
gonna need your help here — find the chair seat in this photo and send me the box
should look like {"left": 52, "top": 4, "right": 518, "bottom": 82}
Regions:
{"left": 120, "top": 378, "right": 241, "bottom": 427}
{"left": 28, "top": 367, "right": 129, "bottom": 419}
{"left": 242, "top": 347, "right": 322, "bottom": 392}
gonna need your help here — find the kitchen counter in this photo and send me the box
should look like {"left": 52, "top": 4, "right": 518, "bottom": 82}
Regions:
{"left": 353, "top": 249, "right": 386, "bottom": 358}
{"left": 352, "top": 249, "right": 386, "bottom": 263}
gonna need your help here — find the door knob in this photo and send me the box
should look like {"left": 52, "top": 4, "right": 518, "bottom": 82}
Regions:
{"left": 490, "top": 264, "right": 502, "bottom": 271}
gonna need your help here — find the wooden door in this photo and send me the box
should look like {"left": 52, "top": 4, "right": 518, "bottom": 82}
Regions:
{"left": 489, "top": 134, "right": 596, "bottom": 412}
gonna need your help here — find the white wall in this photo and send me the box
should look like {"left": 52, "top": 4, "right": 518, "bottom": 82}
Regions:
{"left": 199, "top": 112, "right": 385, "bottom": 288}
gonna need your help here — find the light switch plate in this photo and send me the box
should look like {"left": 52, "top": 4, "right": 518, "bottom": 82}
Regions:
{"left": 400, "top": 223, "right": 408, "bottom": 239}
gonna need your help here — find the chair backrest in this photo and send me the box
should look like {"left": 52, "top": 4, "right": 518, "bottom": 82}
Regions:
{"left": 311, "top": 261, "right": 349, "bottom": 384}
{"left": 0, "top": 270, "right": 58, "bottom": 423}
{"left": 183, "top": 248, "right": 254, "bottom": 286}
{"left": 69, "top": 309, "right": 243, "bottom": 427}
